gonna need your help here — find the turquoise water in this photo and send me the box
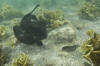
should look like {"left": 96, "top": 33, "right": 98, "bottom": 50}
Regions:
{"left": 0, "top": 0, "right": 83, "bottom": 10}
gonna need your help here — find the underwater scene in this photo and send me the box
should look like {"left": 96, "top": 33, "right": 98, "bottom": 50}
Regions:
{"left": 0, "top": 0, "right": 100, "bottom": 66}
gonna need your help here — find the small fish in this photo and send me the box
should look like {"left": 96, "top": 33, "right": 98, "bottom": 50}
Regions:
{"left": 62, "top": 45, "right": 79, "bottom": 52}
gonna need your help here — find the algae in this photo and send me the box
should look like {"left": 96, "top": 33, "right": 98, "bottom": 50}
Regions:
{"left": 12, "top": 53, "right": 34, "bottom": 66}
{"left": 37, "top": 8, "right": 68, "bottom": 31}
{"left": 7, "top": 35, "right": 18, "bottom": 48}
{"left": 78, "top": 2, "right": 100, "bottom": 20}
{"left": 82, "top": 30, "right": 100, "bottom": 66}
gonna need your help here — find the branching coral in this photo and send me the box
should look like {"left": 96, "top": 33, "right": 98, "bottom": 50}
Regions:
{"left": 37, "top": 8, "right": 68, "bottom": 30}
{"left": 12, "top": 53, "right": 33, "bottom": 66}
{"left": 7, "top": 35, "right": 18, "bottom": 48}
{"left": 82, "top": 30, "right": 100, "bottom": 66}
{"left": 0, "top": 4, "right": 24, "bottom": 21}
{"left": 37, "top": 9, "right": 64, "bottom": 20}
{"left": 50, "top": 20, "right": 68, "bottom": 30}
{"left": 12, "top": 18, "right": 21, "bottom": 26}
{"left": 85, "top": 0, "right": 100, "bottom": 9}
{"left": 91, "top": 0, "right": 100, "bottom": 8}
{"left": 0, "top": 25, "right": 7, "bottom": 36}
{"left": 78, "top": 2, "right": 100, "bottom": 20}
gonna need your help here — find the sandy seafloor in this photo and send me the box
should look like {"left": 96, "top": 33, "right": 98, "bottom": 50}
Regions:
{"left": 0, "top": 0, "right": 100, "bottom": 66}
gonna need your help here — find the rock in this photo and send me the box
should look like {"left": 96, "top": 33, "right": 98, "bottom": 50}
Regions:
{"left": 47, "top": 25, "right": 76, "bottom": 44}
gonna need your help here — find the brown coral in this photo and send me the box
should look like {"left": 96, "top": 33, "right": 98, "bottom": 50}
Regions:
{"left": 82, "top": 30, "right": 100, "bottom": 66}
{"left": 78, "top": 2, "right": 100, "bottom": 20}
{"left": 7, "top": 35, "right": 18, "bottom": 48}
{"left": 12, "top": 53, "right": 33, "bottom": 66}
{"left": 0, "top": 4, "right": 24, "bottom": 21}
{"left": 0, "top": 25, "right": 8, "bottom": 40}
{"left": 37, "top": 8, "right": 68, "bottom": 31}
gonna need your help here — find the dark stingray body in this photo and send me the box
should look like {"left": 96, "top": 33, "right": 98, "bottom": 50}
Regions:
{"left": 13, "top": 4, "right": 47, "bottom": 45}
{"left": 21, "top": 14, "right": 37, "bottom": 29}
{"left": 13, "top": 25, "right": 45, "bottom": 45}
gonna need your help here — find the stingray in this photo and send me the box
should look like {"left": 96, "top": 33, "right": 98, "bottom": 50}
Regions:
{"left": 13, "top": 4, "right": 47, "bottom": 46}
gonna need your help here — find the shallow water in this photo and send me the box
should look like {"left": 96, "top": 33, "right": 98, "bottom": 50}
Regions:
{"left": 0, "top": 0, "right": 100, "bottom": 66}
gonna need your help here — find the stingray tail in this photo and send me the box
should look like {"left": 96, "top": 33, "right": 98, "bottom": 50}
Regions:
{"left": 29, "top": 4, "right": 40, "bottom": 14}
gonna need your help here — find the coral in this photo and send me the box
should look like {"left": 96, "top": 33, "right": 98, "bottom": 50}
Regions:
{"left": 82, "top": 29, "right": 100, "bottom": 66}
{"left": 85, "top": 0, "right": 100, "bottom": 9}
{"left": 79, "top": 0, "right": 100, "bottom": 21}
{"left": 37, "top": 8, "right": 64, "bottom": 20}
{"left": 78, "top": 2, "right": 100, "bottom": 20}
{"left": 0, "top": 25, "right": 8, "bottom": 40}
{"left": 0, "top": 25, "right": 6, "bottom": 36}
{"left": 90, "top": 0, "right": 100, "bottom": 8}
{"left": 12, "top": 53, "right": 33, "bottom": 66}
{"left": 45, "top": 64, "right": 55, "bottom": 66}
{"left": 7, "top": 35, "right": 18, "bottom": 48}
{"left": 0, "top": 4, "right": 24, "bottom": 21}
{"left": 37, "top": 8, "right": 68, "bottom": 30}
{"left": 50, "top": 20, "right": 67, "bottom": 30}
{"left": 12, "top": 18, "right": 21, "bottom": 26}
